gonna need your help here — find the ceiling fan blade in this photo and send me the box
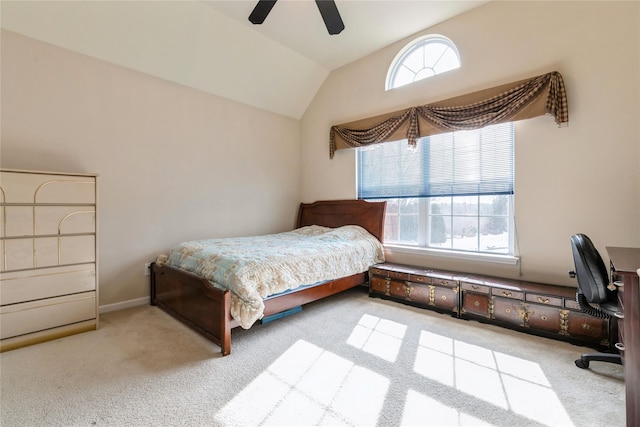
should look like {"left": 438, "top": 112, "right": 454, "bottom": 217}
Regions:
{"left": 315, "top": 0, "right": 345, "bottom": 35}
{"left": 249, "top": 0, "right": 278, "bottom": 25}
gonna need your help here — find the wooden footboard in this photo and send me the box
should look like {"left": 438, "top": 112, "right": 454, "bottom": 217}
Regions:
{"left": 150, "top": 262, "right": 234, "bottom": 355}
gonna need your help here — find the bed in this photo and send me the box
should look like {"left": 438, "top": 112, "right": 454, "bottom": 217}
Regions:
{"left": 150, "top": 199, "right": 386, "bottom": 356}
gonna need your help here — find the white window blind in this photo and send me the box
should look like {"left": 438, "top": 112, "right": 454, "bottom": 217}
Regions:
{"left": 357, "top": 123, "right": 514, "bottom": 199}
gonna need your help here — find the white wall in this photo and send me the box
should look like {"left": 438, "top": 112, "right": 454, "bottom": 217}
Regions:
{"left": 0, "top": 1, "right": 328, "bottom": 119}
{"left": 1, "top": 30, "right": 302, "bottom": 306}
{"left": 301, "top": 1, "right": 640, "bottom": 286}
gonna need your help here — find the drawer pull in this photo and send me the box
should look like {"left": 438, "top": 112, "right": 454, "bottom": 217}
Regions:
{"left": 502, "top": 291, "right": 512, "bottom": 297}
{"left": 537, "top": 297, "right": 550, "bottom": 304}
{"left": 471, "top": 285, "right": 480, "bottom": 290}
{"left": 614, "top": 342, "right": 625, "bottom": 352}
{"left": 540, "top": 315, "right": 548, "bottom": 321}
{"left": 505, "top": 308, "right": 511, "bottom": 314}
{"left": 441, "top": 295, "right": 447, "bottom": 300}
{"left": 581, "top": 323, "right": 591, "bottom": 330}
{"left": 474, "top": 301, "right": 480, "bottom": 307}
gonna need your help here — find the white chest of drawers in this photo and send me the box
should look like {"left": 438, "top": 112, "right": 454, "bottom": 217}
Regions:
{"left": 0, "top": 169, "right": 98, "bottom": 351}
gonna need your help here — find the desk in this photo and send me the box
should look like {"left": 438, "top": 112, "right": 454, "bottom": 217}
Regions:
{"left": 607, "top": 247, "right": 640, "bottom": 427}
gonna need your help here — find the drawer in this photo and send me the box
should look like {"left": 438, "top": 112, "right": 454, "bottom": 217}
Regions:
{"left": 406, "top": 282, "right": 458, "bottom": 311}
{"left": 461, "top": 291, "right": 490, "bottom": 318}
{"left": 389, "top": 279, "right": 409, "bottom": 299}
{"left": 618, "top": 317, "right": 624, "bottom": 345}
{"left": 616, "top": 318, "right": 625, "bottom": 362}
{"left": 2, "top": 206, "right": 96, "bottom": 237}
{"left": 564, "top": 298, "right": 580, "bottom": 310}
{"left": 431, "top": 286, "right": 458, "bottom": 312}
{"left": 406, "top": 282, "right": 431, "bottom": 305}
{"left": 408, "top": 274, "right": 430, "bottom": 285}
{"left": 527, "top": 304, "right": 562, "bottom": 332}
{"left": 430, "top": 276, "right": 457, "bottom": 289}
{"left": 616, "top": 286, "right": 624, "bottom": 312}
{"left": 460, "top": 281, "right": 490, "bottom": 294}
{"left": 370, "top": 277, "right": 390, "bottom": 295}
{"left": 493, "top": 288, "right": 524, "bottom": 300}
{"left": 2, "top": 235, "right": 95, "bottom": 271}
{"left": 1, "top": 264, "right": 96, "bottom": 305}
{"left": 565, "top": 311, "right": 608, "bottom": 341}
{"left": 526, "top": 293, "right": 563, "bottom": 307}
{"left": 0, "top": 172, "right": 95, "bottom": 204}
{"left": 0, "top": 291, "right": 96, "bottom": 339}
{"left": 369, "top": 267, "right": 389, "bottom": 278}
{"left": 388, "top": 270, "right": 409, "bottom": 281}
{"left": 493, "top": 297, "right": 525, "bottom": 327}
{"left": 371, "top": 277, "right": 415, "bottom": 301}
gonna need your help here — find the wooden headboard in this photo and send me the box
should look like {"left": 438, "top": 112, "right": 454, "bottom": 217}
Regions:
{"left": 296, "top": 200, "right": 386, "bottom": 242}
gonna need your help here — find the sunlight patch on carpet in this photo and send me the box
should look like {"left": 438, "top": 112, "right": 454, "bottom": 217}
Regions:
{"left": 414, "top": 330, "right": 574, "bottom": 426}
{"left": 214, "top": 339, "right": 389, "bottom": 426}
{"left": 346, "top": 313, "right": 406, "bottom": 362}
{"left": 401, "top": 389, "right": 493, "bottom": 426}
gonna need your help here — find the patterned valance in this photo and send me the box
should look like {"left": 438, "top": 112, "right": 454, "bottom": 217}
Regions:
{"left": 329, "top": 71, "right": 568, "bottom": 158}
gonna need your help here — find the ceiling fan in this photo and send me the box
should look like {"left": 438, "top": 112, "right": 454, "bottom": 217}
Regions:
{"left": 249, "top": 0, "right": 345, "bottom": 35}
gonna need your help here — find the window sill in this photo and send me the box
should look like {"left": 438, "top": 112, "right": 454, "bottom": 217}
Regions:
{"left": 384, "top": 244, "right": 520, "bottom": 266}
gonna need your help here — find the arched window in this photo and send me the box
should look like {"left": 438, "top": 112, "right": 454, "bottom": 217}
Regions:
{"left": 386, "top": 35, "right": 460, "bottom": 90}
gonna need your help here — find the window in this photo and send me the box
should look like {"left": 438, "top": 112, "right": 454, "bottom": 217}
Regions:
{"left": 386, "top": 35, "right": 460, "bottom": 90}
{"left": 357, "top": 123, "right": 514, "bottom": 256}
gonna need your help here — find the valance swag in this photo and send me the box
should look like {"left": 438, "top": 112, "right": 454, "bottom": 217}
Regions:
{"left": 329, "top": 71, "right": 568, "bottom": 158}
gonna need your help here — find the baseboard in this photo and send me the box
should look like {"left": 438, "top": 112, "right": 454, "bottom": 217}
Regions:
{"left": 99, "top": 297, "right": 149, "bottom": 314}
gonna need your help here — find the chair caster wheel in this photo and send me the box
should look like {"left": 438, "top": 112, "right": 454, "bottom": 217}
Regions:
{"left": 575, "top": 358, "right": 589, "bottom": 369}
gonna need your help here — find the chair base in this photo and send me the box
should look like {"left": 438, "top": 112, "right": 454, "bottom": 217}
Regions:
{"left": 575, "top": 352, "right": 622, "bottom": 369}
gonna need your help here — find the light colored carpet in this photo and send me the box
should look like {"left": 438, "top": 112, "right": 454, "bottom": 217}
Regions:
{"left": 0, "top": 287, "right": 625, "bottom": 427}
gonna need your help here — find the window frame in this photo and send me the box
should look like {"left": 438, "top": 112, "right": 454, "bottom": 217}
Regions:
{"left": 385, "top": 34, "right": 461, "bottom": 91}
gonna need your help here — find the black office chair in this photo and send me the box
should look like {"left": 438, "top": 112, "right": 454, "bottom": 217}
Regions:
{"left": 568, "top": 233, "right": 623, "bottom": 369}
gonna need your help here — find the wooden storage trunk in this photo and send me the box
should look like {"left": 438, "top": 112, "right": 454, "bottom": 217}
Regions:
{"left": 370, "top": 262, "right": 611, "bottom": 350}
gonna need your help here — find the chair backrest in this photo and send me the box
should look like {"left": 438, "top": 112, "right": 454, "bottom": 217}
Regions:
{"left": 570, "top": 233, "right": 609, "bottom": 303}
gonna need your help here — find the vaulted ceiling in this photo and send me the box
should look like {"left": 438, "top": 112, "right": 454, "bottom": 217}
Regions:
{"left": 1, "top": 1, "right": 486, "bottom": 119}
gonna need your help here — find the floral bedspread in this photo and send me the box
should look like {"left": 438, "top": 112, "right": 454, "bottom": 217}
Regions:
{"left": 165, "top": 225, "right": 385, "bottom": 329}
